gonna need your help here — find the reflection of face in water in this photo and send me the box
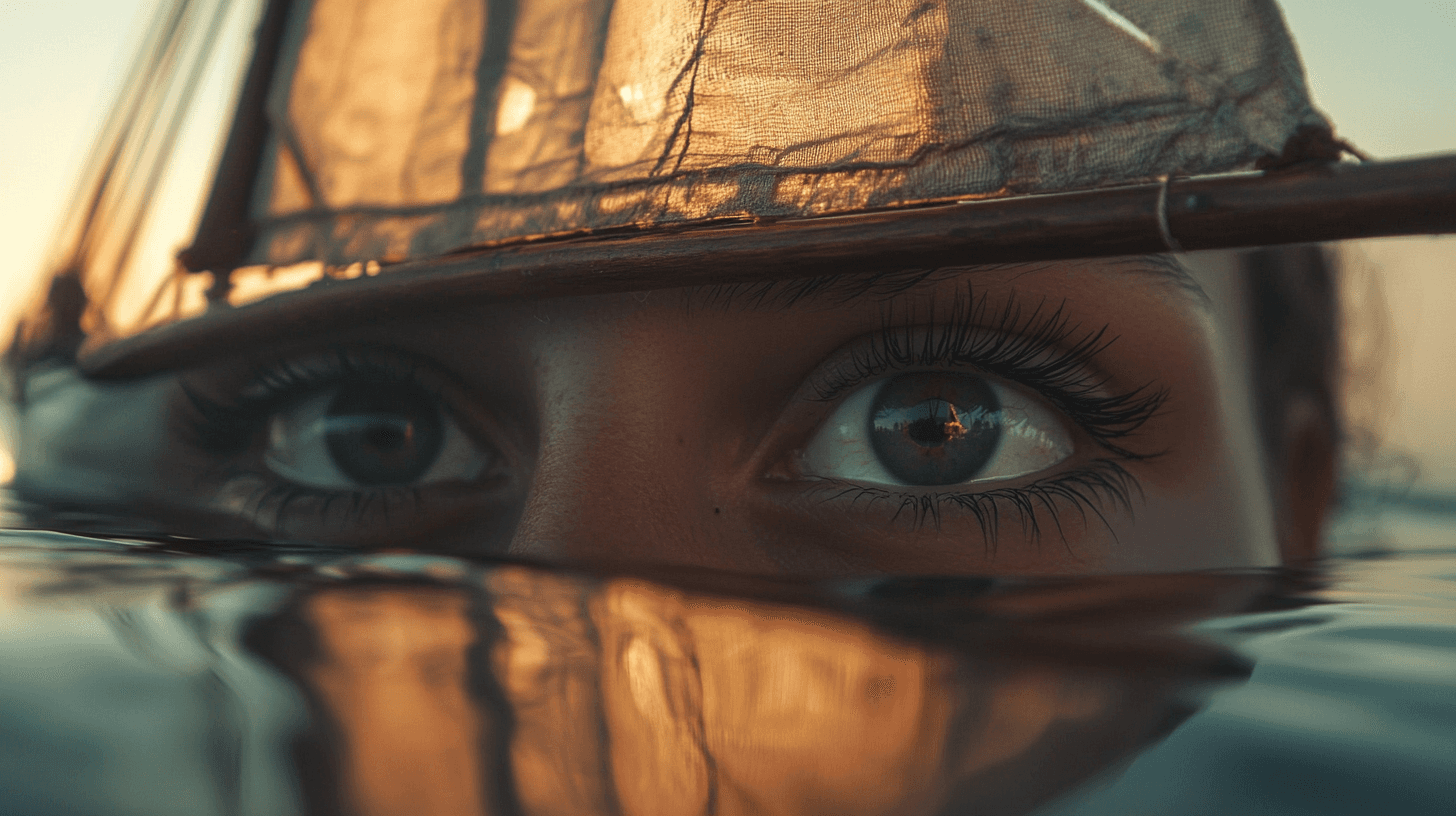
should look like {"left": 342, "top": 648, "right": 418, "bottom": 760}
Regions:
{"left": 242, "top": 567, "right": 1264, "bottom": 816}
{"left": 14, "top": 253, "right": 1329, "bottom": 574}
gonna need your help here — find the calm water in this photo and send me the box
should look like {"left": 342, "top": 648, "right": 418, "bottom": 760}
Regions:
{"left": 0, "top": 496, "right": 1452, "bottom": 815}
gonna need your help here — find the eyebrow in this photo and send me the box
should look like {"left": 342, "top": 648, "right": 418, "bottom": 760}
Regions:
{"left": 685, "top": 254, "right": 1210, "bottom": 312}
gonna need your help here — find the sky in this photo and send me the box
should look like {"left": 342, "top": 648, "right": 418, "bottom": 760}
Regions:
{"left": 0, "top": 0, "right": 1454, "bottom": 486}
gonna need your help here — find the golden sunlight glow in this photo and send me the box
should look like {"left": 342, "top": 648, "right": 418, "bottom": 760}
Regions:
{"left": 225, "top": 262, "right": 328, "bottom": 308}
{"left": 495, "top": 78, "right": 537, "bottom": 136}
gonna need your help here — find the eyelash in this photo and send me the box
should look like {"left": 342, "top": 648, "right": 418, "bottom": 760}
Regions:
{"left": 178, "top": 348, "right": 446, "bottom": 531}
{"left": 804, "top": 460, "right": 1141, "bottom": 550}
{"left": 803, "top": 287, "right": 1165, "bottom": 539}
{"left": 811, "top": 288, "right": 1167, "bottom": 460}
{"left": 180, "top": 348, "right": 446, "bottom": 454}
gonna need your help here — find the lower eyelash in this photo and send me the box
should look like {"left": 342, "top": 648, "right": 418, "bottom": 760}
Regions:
{"left": 807, "top": 459, "right": 1140, "bottom": 553}
{"left": 220, "top": 471, "right": 426, "bottom": 539}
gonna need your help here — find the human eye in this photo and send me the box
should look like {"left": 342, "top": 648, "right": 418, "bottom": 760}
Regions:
{"left": 787, "top": 291, "right": 1167, "bottom": 538}
{"left": 177, "top": 348, "right": 523, "bottom": 546}
{"left": 263, "top": 382, "right": 486, "bottom": 489}
{"left": 800, "top": 372, "right": 1073, "bottom": 487}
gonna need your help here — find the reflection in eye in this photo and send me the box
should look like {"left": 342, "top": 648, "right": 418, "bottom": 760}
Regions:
{"left": 801, "top": 373, "right": 1073, "bottom": 487}
{"left": 264, "top": 382, "right": 488, "bottom": 489}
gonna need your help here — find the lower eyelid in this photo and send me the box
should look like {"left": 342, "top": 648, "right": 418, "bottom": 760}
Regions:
{"left": 212, "top": 472, "right": 513, "bottom": 546}
{"left": 797, "top": 459, "right": 1140, "bottom": 541}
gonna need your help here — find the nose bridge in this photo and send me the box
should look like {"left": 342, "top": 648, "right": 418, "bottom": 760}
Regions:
{"left": 506, "top": 320, "right": 722, "bottom": 567}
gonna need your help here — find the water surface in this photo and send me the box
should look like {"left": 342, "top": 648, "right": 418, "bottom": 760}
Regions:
{"left": 0, "top": 498, "right": 1452, "bottom": 816}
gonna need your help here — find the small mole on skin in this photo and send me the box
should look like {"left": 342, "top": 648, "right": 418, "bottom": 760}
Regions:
{"left": 867, "top": 675, "right": 896, "bottom": 700}
{"left": 713, "top": 507, "right": 721, "bottom": 514}
{"left": 676, "top": 435, "right": 685, "bottom": 446}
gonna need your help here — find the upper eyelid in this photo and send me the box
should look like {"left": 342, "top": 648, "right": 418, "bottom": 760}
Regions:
{"left": 241, "top": 347, "right": 452, "bottom": 400}
{"left": 804, "top": 313, "right": 1113, "bottom": 404}
{"left": 178, "top": 347, "right": 470, "bottom": 452}
{"left": 796, "top": 310, "right": 1167, "bottom": 460}
{"left": 805, "top": 290, "right": 1117, "bottom": 398}
{"left": 224, "top": 347, "right": 481, "bottom": 420}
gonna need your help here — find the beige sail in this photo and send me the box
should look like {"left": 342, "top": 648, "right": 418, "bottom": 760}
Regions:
{"left": 252, "top": 0, "right": 1326, "bottom": 267}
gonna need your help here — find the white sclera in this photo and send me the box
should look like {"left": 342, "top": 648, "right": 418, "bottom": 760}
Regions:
{"left": 800, "top": 375, "right": 1074, "bottom": 487}
{"left": 263, "top": 390, "right": 487, "bottom": 489}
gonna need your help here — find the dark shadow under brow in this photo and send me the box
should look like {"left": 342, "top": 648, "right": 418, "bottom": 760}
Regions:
{"left": 686, "top": 267, "right": 958, "bottom": 312}
{"left": 684, "top": 255, "right": 1209, "bottom": 313}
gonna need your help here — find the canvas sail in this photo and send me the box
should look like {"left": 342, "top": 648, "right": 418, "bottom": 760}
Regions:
{"left": 247, "top": 0, "right": 1328, "bottom": 266}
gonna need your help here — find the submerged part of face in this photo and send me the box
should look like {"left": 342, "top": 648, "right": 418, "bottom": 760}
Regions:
{"left": 9, "top": 251, "right": 1334, "bottom": 576}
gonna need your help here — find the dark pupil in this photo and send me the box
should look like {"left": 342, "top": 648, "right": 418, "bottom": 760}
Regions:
{"left": 324, "top": 384, "right": 444, "bottom": 486}
{"left": 870, "top": 374, "right": 1002, "bottom": 485}
{"left": 906, "top": 415, "right": 955, "bottom": 447}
